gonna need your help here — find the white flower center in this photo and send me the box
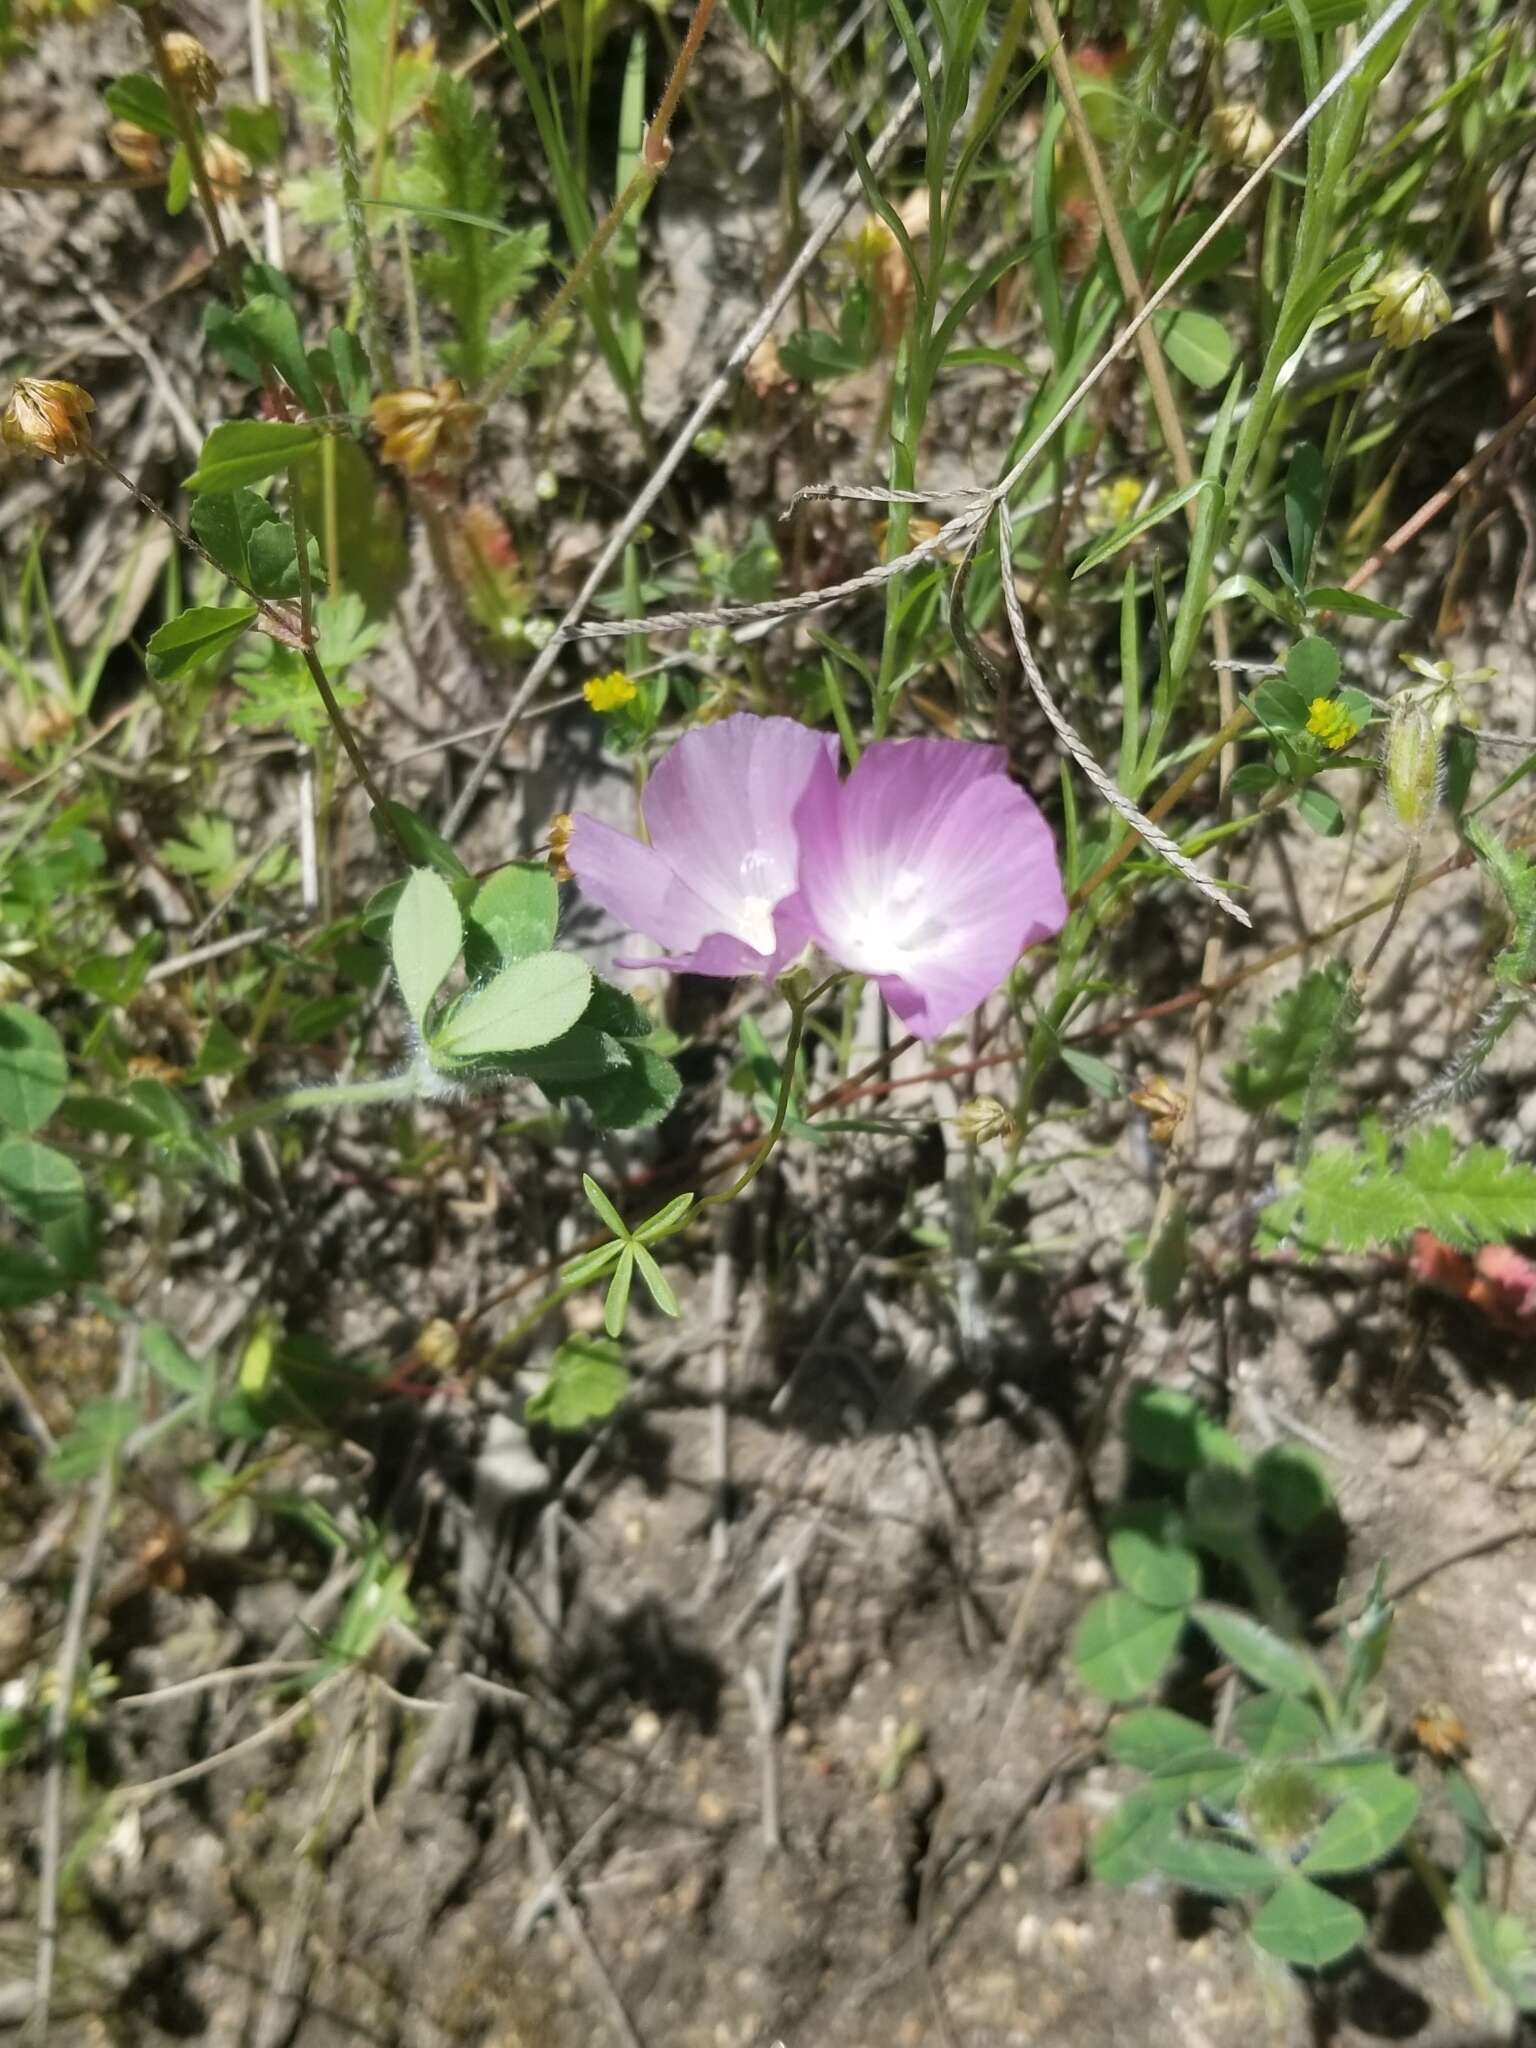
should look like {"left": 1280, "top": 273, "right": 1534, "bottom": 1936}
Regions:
{"left": 834, "top": 865, "right": 946, "bottom": 973}
{"left": 690, "top": 846, "right": 788, "bottom": 957}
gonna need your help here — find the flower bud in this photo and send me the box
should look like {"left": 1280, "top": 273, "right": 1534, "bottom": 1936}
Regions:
{"left": 371, "top": 380, "right": 482, "bottom": 479}
{"left": 1206, "top": 100, "right": 1276, "bottom": 169}
{"left": 201, "top": 134, "right": 251, "bottom": 200}
{"left": 109, "top": 120, "right": 167, "bottom": 176}
{"left": 2, "top": 378, "right": 95, "bottom": 462}
{"left": 1240, "top": 1762, "right": 1328, "bottom": 1853}
{"left": 161, "top": 30, "right": 221, "bottom": 105}
{"left": 1384, "top": 697, "right": 1442, "bottom": 833}
{"left": 1369, "top": 265, "right": 1451, "bottom": 349}
{"left": 951, "top": 1095, "right": 1017, "bottom": 1146}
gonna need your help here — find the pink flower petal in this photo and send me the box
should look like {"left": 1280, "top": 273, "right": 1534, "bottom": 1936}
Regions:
{"left": 793, "top": 738, "right": 1066, "bottom": 1037}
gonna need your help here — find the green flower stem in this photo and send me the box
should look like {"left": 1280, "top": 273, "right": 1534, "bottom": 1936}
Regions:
{"left": 1402, "top": 1838, "right": 1499, "bottom": 2015}
{"left": 141, "top": 3, "right": 241, "bottom": 301}
{"left": 324, "top": 0, "right": 393, "bottom": 386}
{"left": 702, "top": 974, "right": 842, "bottom": 1209}
{"left": 215, "top": 1071, "right": 423, "bottom": 1143}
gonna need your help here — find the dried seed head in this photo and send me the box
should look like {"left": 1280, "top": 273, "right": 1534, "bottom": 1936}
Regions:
{"left": 2, "top": 377, "right": 95, "bottom": 462}
{"left": 1409, "top": 1703, "right": 1470, "bottom": 1764}
{"left": 109, "top": 120, "right": 167, "bottom": 177}
{"left": 1128, "top": 1074, "right": 1185, "bottom": 1144}
{"left": 1206, "top": 100, "right": 1276, "bottom": 169}
{"left": 200, "top": 134, "right": 251, "bottom": 199}
{"left": 951, "top": 1095, "right": 1017, "bottom": 1146}
{"left": 1369, "top": 265, "right": 1451, "bottom": 349}
{"left": 161, "top": 30, "right": 221, "bottom": 105}
{"left": 370, "top": 380, "right": 483, "bottom": 479}
{"left": 546, "top": 813, "right": 575, "bottom": 882}
{"left": 1384, "top": 696, "right": 1442, "bottom": 834}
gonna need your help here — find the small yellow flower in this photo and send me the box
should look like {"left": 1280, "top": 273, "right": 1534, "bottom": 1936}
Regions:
{"left": 2, "top": 378, "right": 95, "bottom": 463}
{"left": 370, "top": 380, "right": 484, "bottom": 479}
{"left": 1306, "top": 697, "right": 1358, "bottom": 751}
{"left": 200, "top": 134, "right": 251, "bottom": 200}
{"left": 583, "top": 670, "right": 639, "bottom": 714}
{"left": 109, "top": 121, "right": 167, "bottom": 177}
{"left": 1086, "top": 475, "right": 1144, "bottom": 534}
{"left": 160, "top": 30, "right": 222, "bottom": 106}
{"left": 1369, "top": 265, "right": 1451, "bottom": 349}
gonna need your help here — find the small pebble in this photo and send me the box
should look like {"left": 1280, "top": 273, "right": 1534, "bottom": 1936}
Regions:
{"left": 1387, "top": 1421, "right": 1428, "bottom": 1467}
{"left": 629, "top": 1709, "right": 663, "bottom": 1749}
{"left": 1014, "top": 1912, "right": 1042, "bottom": 1957}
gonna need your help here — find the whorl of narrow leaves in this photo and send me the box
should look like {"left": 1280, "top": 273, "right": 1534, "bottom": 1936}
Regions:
{"left": 1265, "top": 1122, "right": 1536, "bottom": 1255}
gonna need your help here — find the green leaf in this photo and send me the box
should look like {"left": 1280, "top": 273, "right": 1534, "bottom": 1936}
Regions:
{"left": 142, "top": 1322, "right": 209, "bottom": 1397}
{"left": 1296, "top": 786, "right": 1345, "bottom": 837}
{"left": 1301, "top": 1761, "right": 1419, "bottom": 1873}
{"left": 223, "top": 102, "right": 283, "bottom": 166}
{"left": 237, "top": 294, "right": 324, "bottom": 414}
{"left": 1155, "top": 308, "right": 1235, "bottom": 388}
{"left": 1089, "top": 1790, "right": 1179, "bottom": 1885}
{"left": 1250, "top": 1876, "right": 1366, "bottom": 1968}
{"left": 464, "top": 862, "right": 558, "bottom": 974}
{"left": 371, "top": 800, "right": 469, "bottom": 882}
{"left": 1060, "top": 1047, "right": 1120, "bottom": 1097}
{"left": 632, "top": 1241, "right": 678, "bottom": 1318}
{"left": 524, "top": 1336, "right": 630, "bottom": 1432}
{"left": 1191, "top": 1603, "right": 1322, "bottom": 1696}
{"left": 1252, "top": 677, "right": 1312, "bottom": 731}
{"left": 581, "top": 1172, "right": 627, "bottom": 1238}
{"left": 1266, "top": 1124, "right": 1536, "bottom": 1256}
{"left": 0, "top": 1137, "right": 85, "bottom": 1227}
{"left": 604, "top": 1243, "right": 635, "bottom": 1338}
{"left": 1073, "top": 479, "right": 1218, "bottom": 578}
{"left": 166, "top": 141, "right": 191, "bottom": 215}
{"left": 390, "top": 868, "right": 463, "bottom": 1030}
{"left": 1105, "top": 1707, "right": 1213, "bottom": 1771}
{"left": 1287, "top": 637, "right": 1341, "bottom": 696}
{"left": 183, "top": 420, "right": 324, "bottom": 493}
{"left": 103, "top": 72, "right": 176, "bottom": 139}
{"left": 574, "top": 1044, "right": 682, "bottom": 1130}
{"left": 0, "top": 1004, "right": 67, "bottom": 1133}
{"left": 1254, "top": 1443, "right": 1333, "bottom": 1533}
{"left": 1143, "top": 1748, "right": 1248, "bottom": 1806}
{"left": 1232, "top": 1693, "right": 1328, "bottom": 1759}
{"left": 325, "top": 327, "right": 372, "bottom": 416}
{"left": 0, "top": 1248, "right": 63, "bottom": 1308}
{"left": 146, "top": 605, "right": 258, "bottom": 681}
{"left": 779, "top": 326, "right": 871, "bottom": 383}
{"left": 1151, "top": 1832, "right": 1280, "bottom": 1898}
{"left": 46, "top": 1397, "right": 140, "bottom": 1485}
{"left": 1107, "top": 1504, "right": 1202, "bottom": 1609}
{"left": 1123, "top": 1385, "right": 1248, "bottom": 1474}
{"left": 635, "top": 1191, "right": 694, "bottom": 1243}
{"left": 1143, "top": 1197, "right": 1188, "bottom": 1312}
{"left": 1306, "top": 586, "right": 1403, "bottom": 622}
{"left": 1070, "top": 1590, "right": 1185, "bottom": 1702}
{"left": 190, "top": 488, "right": 313, "bottom": 599}
{"left": 1227, "top": 964, "right": 1353, "bottom": 1122}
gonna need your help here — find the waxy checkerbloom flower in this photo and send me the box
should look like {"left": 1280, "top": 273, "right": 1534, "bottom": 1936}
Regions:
{"left": 568, "top": 715, "right": 1067, "bottom": 1038}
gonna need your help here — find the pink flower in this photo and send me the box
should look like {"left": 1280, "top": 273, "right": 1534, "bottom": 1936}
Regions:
{"left": 567, "top": 714, "right": 839, "bottom": 976}
{"left": 785, "top": 738, "right": 1067, "bottom": 1036}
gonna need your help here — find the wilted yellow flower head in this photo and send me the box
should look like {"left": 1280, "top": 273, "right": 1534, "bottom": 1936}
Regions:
{"left": 1370, "top": 266, "right": 1451, "bottom": 349}
{"left": 546, "top": 813, "right": 575, "bottom": 882}
{"left": 2, "top": 379, "right": 95, "bottom": 463}
{"left": 370, "top": 381, "right": 483, "bottom": 479}
{"left": 1206, "top": 101, "right": 1276, "bottom": 169}
{"left": 951, "top": 1095, "right": 1016, "bottom": 1146}
{"left": 109, "top": 121, "right": 167, "bottom": 177}
{"left": 1306, "top": 697, "right": 1358, "bottom": 751}
{"left": 200, "top": 134, "right": 251, "bottom": 200}
{"left": 161, "top": 30, "right": 221, "bottom": 106}
{"left": 584, "top": 670, "right": 639, "bottom": 714}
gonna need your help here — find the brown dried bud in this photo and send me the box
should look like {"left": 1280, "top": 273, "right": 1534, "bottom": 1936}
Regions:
{"left": 1409, "top": 1703, "right": 1470, "bottom": 1764}
{"left": 109, "top": 120, "right": 167, "bottom": 177}
{"left": 1129, "top": 1075, "right": 1186, "bottom": 1145}
{"left": 200, "top": 134, "right": 251, "bottom": 200}
{"left": 546, "top": 813, "right": 574, "bottom": 882}
{"left": 370, "top": 380, "right": 484, "bottom": 480}
{"left": 1206, "top": 100, "right": 1276, "bottom": 169}
{"left": 744, "top": 336, "right": 795, "bottom": 400}
{"left": 161, "top": 30, "right": 221, "bottom": 106}
{"left": 2, "top": 378, "right": 95, "bottom": 463}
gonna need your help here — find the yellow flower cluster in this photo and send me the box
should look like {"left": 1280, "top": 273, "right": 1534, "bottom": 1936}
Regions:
{"left": 583, "top": 670, "right": 639, "bottom": 714}
{"left": 1306, "top": 697, "right": 1358, "bottom": 751}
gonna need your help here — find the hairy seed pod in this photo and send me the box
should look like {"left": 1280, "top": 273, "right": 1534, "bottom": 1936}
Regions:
{"left": 1384, "top": 698, "right": 1442, "bottom": 834}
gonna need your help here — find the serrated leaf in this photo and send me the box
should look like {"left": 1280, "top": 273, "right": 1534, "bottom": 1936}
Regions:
{"left": 524, "top": 1336, "right": 629, "bottom": 1432}
{"left": 0, "top": 1137, "right": 85, "bottom": 1228}
{"left": 184, "top": 420, "right": 324, "bottom": 493}
{"left": 1089, "top": 1789, "right": 1179, "bottom": 1886}
{"left": 1107, "top": 1503, "right": 1202, "bottom": 1610}
{"left": 190, "top": 488, "right": 313, "bottom": 599}
{"left": 0, "top": 1004, "right": 67, "bottom": 1133}
{"left": 1227, "top": 964, "right": 1353, "bottom": 1122}
{"left": 1301, "top": 1761, "right": 1418, "bottom": 1874}
{"left": 575, "top": 1043, "right": 681, "bottom": 1131}
{"left": 1070, "top": 1590, "right": 1185, "bottom": 1702}
{"left": 1266, "top": 1125, "right": 1536, "bottom": 1256}
{"left": 1251, "top": 1875, "right": 1366, "bottom": 1968}
{"left": 146, "top": 605, "right": 258, "bottom": 681}
{"left": 390, "top": 868, "right": 462, "bottom": 1030}
{"left": 1192, "top": 1602, "right": 1322, "bottom": 1696}
{"left": 1105, "top": 1707, "right": 1213, "bottom": 1771}
{"left": 1151, "top": 1831, "right": 1280, "bottom": 1898}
